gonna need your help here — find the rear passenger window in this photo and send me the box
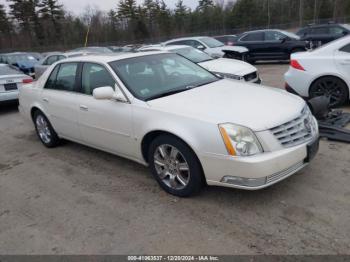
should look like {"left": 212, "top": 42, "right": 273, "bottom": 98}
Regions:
{"left": 340, "top": 44, "right": 350, "bottom": 53}
{"left": 82, "top": 63, "right": 115, "bottom": 95}
{"left": 45, "top": 63, "right": 78, "bottom": 91}
{"left": 329, "top": 26, "right": 344, "bottom": 35}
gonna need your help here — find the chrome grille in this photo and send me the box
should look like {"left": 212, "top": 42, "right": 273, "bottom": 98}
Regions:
{"left": 271, "top": 106, "right": 316, "bottom": 148}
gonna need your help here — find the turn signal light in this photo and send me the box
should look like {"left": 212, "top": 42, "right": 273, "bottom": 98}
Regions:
{"left": 290, "top": 60, "right": 305, "bottom": 71}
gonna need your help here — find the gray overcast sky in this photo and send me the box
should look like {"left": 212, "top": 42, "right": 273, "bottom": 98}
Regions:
{"left": 59, "top": 0, "right": 198, "bottom": 14}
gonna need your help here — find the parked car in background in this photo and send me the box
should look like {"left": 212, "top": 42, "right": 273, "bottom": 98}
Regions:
{"left": 70, "top": 46, "right": 113, "bottom": 54}
{"left": 0, "top": 64, "right": 32, "bottom": 104}
{"left": 28, "top": 52, "right": 44, "bottom": 61}
{"left": 234, "top": 29, "right": 307, "bottom": 63}
{"left": 214, "top": 35, "right": 238, "bottom": 46}
{"left": 19, "top": 52, "right": 319, "bottom": 197}
{"left": 2, "top": 52, "right": 39, "bottom": 77}
{"left": 35, "top": 51, "right": 96, "bottom": 79}
{"left": 164, "top": 36, "right": 249, "bottom": 60}
{"left": 138, "top": 45, "right": 261, "bottom": 83}
{"left": 108, "top": 46, "right": 135, "bottom": 53}
{"left": 297, "top": 23, "right": 350, "bottom": 48}
{"left": 285, "top": 36, "right": 350, "bottom": 107}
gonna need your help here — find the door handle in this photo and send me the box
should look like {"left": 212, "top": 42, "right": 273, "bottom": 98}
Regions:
{"left": 42, "top": 98, "right": 49, "bottom": 103}
{"left": 79, "top": 105, "right": 88, "bottom": 111}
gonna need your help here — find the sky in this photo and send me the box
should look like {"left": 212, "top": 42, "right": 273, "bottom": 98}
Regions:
{"left": 54, "top": 0, "right": 198, "bottom": 14}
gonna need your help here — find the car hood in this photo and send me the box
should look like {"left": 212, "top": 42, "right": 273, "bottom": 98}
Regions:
{"left": 199, "top": 58, "right": 257, "bottom": 76}
{"left": 147, "top": 79, "right": 305, "bottom": 131}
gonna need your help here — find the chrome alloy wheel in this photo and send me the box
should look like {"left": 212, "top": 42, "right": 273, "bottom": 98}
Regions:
{"left": 36, "top": 115, "right": 52, "bottom": 144}
{"left": 153, "top": 144, "right": 190, "bottom": 190}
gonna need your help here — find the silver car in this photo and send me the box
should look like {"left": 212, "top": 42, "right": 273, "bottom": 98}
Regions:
{"left": 0, "top": 64, "right": 32, "bottom": 104}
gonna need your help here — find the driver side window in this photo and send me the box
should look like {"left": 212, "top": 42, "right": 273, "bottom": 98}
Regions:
{"left": 265, "top": 31, "right": 285, "bottom": 41}
{"left": 82, "top": 63, "right": 116, "bottom": 95}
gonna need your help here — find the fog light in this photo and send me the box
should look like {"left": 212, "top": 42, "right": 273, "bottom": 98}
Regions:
{"left": 221, "top": 176, "right": 267, "bottom": 187}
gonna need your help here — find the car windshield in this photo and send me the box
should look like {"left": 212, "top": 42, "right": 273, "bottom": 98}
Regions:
{"left": 200, "top": 37, "right": 224, "bottom": 48}
{"left": 173, "top": 47, "right": 213, "bottom": 63}
{"left": 280, "top": 30, "right": 300, "bottom": 40}
{"left": 109, "top": 53, "right": 219, "bottom": 101}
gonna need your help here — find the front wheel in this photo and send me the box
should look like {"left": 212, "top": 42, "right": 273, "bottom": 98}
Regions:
{"left": 33, "top": 111, "right": 60, "bottom": 147}
{"left": 309, "top": 76, "right": 349, "bottom": 107}
{"left": 148, "top": 135, "right": 204, "bottom": 197}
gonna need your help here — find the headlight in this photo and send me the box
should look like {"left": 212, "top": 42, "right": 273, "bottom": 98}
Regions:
{"left": 213, "top": 72, "right": 243, "bottom": 81}
{"left": 219, "top": 123, "right": 263, "bottom": 156}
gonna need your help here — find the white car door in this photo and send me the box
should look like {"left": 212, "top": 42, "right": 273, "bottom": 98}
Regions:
{"left": 77, "top": 62, "right": 134, "bottom": 157}
{"left": 41, "top": 62, "right": 81, "bottom": 141}
{"left": 334, "top": 43, "right": 350, "bottom": 81}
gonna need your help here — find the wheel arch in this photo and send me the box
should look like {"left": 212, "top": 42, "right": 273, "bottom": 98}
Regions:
{"left": 141, "top": 130, "right": 198, "bottom": 164}
{"left": 309, "top": 74, "right": 350, "bottom": 99}
{"left": 141, "top": 130, "right": 207, "bottom": 185}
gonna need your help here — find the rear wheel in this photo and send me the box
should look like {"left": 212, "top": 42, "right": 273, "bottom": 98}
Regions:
{"left": 309, "top": 76, "right": 349, "bottom": 107}
{"left": 33, "top": 111, "right": 60, "bottom": 147}
{"left": 148, "top": 135, "right": 203, "bottom": 197}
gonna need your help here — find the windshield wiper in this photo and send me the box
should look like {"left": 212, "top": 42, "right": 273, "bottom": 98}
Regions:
{"left": 146, "top": 86, "right": 196, "bottom": 101}
{"left": 146, "top": 79, "right": 219, "bottom": 101}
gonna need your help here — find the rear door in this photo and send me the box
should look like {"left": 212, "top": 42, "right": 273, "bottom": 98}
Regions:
{"left": 76, "top": 62, "right": 134, "bottom": 156}
{"left": 41, "top": 62, "right": 81, "bottom": 141}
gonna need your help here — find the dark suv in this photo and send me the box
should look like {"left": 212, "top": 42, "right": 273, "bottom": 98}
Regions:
{"left": 297, "top": 23, "right": 350, "bottom": 48}
{"left": 234, "top": 29, "right": 307, "bottom": 63}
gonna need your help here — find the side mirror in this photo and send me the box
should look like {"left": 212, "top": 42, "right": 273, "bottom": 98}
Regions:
{"left": 93, "top": 86, "right": 128, "bottom": 102}
{"left": 197, "top": 45, "right": 206, "bottom": 50}
{"left": 93, "top": 86, "right": 115, "bottom": 100}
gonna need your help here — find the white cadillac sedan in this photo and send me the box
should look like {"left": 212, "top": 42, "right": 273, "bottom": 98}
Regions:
{"left": 285, "top": 36, "right": 350, "bottom": 107}
{"left": 19, "top": 52, "right": 319, "bottom": 197}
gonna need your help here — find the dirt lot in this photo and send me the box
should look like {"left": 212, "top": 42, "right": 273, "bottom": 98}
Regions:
{"left": 0, "top": 63, "right": 349, "bottom": 255}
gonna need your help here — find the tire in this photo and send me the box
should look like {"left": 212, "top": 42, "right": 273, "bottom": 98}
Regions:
{"left": 148, "top": 134, "right": 204, "bottom": 197}
{"left": 33, "top": 110, "right": 60, "bottom": 148}
{"left": 309, "top": 76, "right": 349, "bottom": 107}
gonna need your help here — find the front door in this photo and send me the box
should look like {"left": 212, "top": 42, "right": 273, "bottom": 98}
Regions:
{"left": 76, "top": 62, "right": 134, "bottom": 157}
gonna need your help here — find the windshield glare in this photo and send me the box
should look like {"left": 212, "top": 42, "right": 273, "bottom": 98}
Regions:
{"left": 174, "top": 47, "right": 213, "bottom": 63}
{"left": 280, "top": 31, "right": 300, "bottom": 40}
{"left": 200, "top": 37, "right": 224, "bottom": 48}
{"left": 109, "top": 53, "right": 218, "bottom": 101}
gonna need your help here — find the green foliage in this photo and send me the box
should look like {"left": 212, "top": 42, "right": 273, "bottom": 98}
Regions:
{"left": 1, "top": 0, "right": 350, "bottom": 50}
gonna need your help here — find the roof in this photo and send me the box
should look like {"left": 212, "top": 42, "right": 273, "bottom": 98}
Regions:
{"left": 140, "top": 45, "right": 189, "bottom": 52}
{"left": 62, "top": 51, "right": 168, "bottom": 64}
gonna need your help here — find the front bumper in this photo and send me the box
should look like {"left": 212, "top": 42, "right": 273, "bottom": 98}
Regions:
{"left": 201, "top": 138, "right": 319, "bottom": 190}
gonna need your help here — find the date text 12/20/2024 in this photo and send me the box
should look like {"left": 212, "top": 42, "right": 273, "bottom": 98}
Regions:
{"left": 128, "top": 256, "right": 219, "bottom": 261}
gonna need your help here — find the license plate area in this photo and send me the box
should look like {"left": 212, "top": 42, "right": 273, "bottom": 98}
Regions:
{"left": 4, "top": 83, "right": 17, "bottom": 91}
{"left": 305, "top": 138, "right": 319, "bottom": 163}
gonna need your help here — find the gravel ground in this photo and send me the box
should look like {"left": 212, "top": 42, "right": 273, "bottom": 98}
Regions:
{"left": 0, "top": 63, "right": 349, "bottom": 255}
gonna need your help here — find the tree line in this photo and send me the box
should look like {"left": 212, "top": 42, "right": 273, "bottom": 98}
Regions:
{"left": 1, "top": 0, "right": 350, "bottom": 51}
